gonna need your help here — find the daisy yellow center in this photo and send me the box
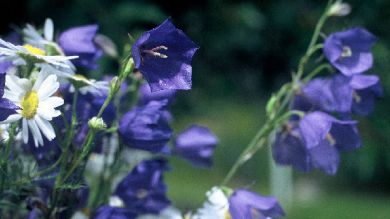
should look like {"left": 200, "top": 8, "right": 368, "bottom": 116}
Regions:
{"left": 21, "top": 91, "right": 39, "bottom": 119}
{"left": 224, "top": 210, "right": 232, "bottom": 219}
{"left": 23, "top": 44, "right": 46, "bottom": 56}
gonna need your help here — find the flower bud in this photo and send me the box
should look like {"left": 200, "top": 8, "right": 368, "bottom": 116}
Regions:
{"left": 88, "top": 116, "right": 107, "bottom": 131}
{"left": 328, "top": 1, "right": 351, "bottom": 17}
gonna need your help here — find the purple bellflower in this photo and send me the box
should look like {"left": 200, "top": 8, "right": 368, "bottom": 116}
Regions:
{"left": 174, "top": 125, "right": 218, "bottom": 168}
{"left": 0, "top": 72, "right": 18, "bottom": 121}
{"left": 324, "top": 28, "right": 376, "bottom": 76}
{"left": 299, "top": 111, "right": 361, "bottom": 175}
{"left": 118, "top": 100, "right": 172, "bottom": 153}
{"left": 228, "top": 189, "right": 285, "bottom": 219}
{"left": 132, "top": 18, "right": 199, "bottom": 92}
{"left": 273, "top": 112, "right": 361, "bottom": 175}
{"left": 93, "top": 206, "right": 137, "bottom": 219}
{"left": 272, "top": 122, "right": 312, "bottom": 172}
{"left": 297, "top": 74, "right": 382, "bottom": 115}
{"left": 115, "top": 158, "right": 171, "bottom": 215}
{"left": 58, "top": 25, "right": 102, "bottom": 69}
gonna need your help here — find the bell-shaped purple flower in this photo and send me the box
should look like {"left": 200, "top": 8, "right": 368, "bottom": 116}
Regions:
{"left": 349, "top": 74, "right": 383, "bottom": 115}
{"left": 272, "top": 122, "right": 312, "bottom": 172}
{"left": 0, "top": 72, "right": 18, "bottom": 121}
{"left": 58, "top": 25, "right": 102, "bottom": 69}
{"left": 132, "top": 18, "right": 199, "bottom": 92}
{"left": 324, "top": 28, "right": 377, "bottom": 76}
{"left": 118, "top": 100, "right": 172, "bottom": 153}
{"left": 228, "top": 189, "right": 285, "bottom": 219}
{"left": 299, "top": 111, "right": 361, "bottom": 175}
{"left": 273, "top": 111, "right": 362, "bottom": 175}
{"left": 174, "top": 125, "right": 218, "bottom": 168}
{"left": 296, "top": 74, "right": 382, "bottom": 116}
{"left": 115, "top": 158, "right": 171, "bottom": 215}
{"left": 93, "top": 206, "right": 137, "bottom": 219}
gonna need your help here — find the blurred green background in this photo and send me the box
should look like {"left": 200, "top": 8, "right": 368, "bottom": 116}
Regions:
{"left": 2, "top": 0, "right": 390, "bottom": 218}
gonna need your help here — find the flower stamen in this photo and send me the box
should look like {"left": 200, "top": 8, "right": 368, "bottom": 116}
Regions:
{"left": 143, "top": 46, "right": 168, "bottom": 59}
{"left": 341, "top": 46, "right": 352, "bottom": 58}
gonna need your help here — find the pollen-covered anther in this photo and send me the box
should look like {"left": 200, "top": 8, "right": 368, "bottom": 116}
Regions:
{"left": 326, "top": 133, "right": 336, "bottom": 146}
{"left": 143, "top": 45, "right": 168, "bottom": 58}
{"left": 352, "top": 91, "right": 362, "bottom": 103}
{"left": 341, "top": 46, "right": 352, "bottom": 58}
{"left": 21, "top": 91, "right": 39, "bottom": 119}
{"left": 136, "top": 189, "right": 149, "bottom": 199}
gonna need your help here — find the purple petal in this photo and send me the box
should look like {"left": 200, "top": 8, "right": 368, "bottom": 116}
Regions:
{"left": 229, "top": 189, "right": 285, "bottom": 219}
{"left": 175, "top": 125, "right": 218, "bottom": 168}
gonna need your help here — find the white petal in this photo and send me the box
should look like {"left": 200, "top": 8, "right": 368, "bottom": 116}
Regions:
{"left": 34, "top": 115, "right": 55, "bottom": 140}
{"left": 37, "top": 74, "right": 59, "bottom": 100}
{"left": 22, "top": 118, "right": 28, "bottom": 144}
{"left": 5, "top": 75, "right": 24, "bottom": 93}
{"left": 37, "top": 107, "right": 56, "bottom": 120}
{"left": 0, "top": 114, "right": 22, "bottom": 124}
{"left": 28, "top": 119, "right": 43, "bottom": 147}
{"left": 41, "top": 96, "right": 64, "bottom": 108}
{"left": 44, "top": 18, "right": 54, "bottom": 41}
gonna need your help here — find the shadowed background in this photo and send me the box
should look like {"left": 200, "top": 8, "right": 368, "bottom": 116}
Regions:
{"left": 1, "top": 0, "right": 389, "bottom": 218}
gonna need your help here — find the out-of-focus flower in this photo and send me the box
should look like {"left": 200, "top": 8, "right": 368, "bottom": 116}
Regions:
{"left": 297, "top": 74, "right": 382, "bottom": 115}
{"left": 192, "top": 187, "right": 229, "bottom": 219}
{"left": 324, "top": 28, "right": 376, "bottom": 76}
{"left": 273, "top": 111, "right": 361, "bottom": 175}
{"left": 174, "top": 125, "right": 218, "bottom": 168}
{"left": 299, "top": 111, "right": 361, "bottom": 175}
{"left": 58, "top": 25, "right": 102, "bottom": 69}
{"left": 328, "top": 1, "right": 351, "bottom": 17}
{"left": 0, "top": 38, "right": 77, "bottom": 69}
{"left": 132, "top": 18, "right": 199, "bottom": 92}
{"left": 93, "top": 205, "right": 137, "bottom": 219}
{"left": 228, "top": 189, "right": 285, "bottom": 219}
{"left": 118, "top": 100, "right": 172, "bottom": 153}
{"left": 114, "top": 158, "right": 171, "bottom": 215}
{"left": 23, "top": 18, "right": 55, "bottom": 49}
{"left": 272, "top": 122, "right": 312, "bottom": 172}
{"left": 1, "top": 71, "right": 63, "bottom": 146}
{"left": 0, "top": 72, "right": 18, "bottom": 121}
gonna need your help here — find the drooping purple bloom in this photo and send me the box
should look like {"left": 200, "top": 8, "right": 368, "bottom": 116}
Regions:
{"left": 228, "top": 189, "right": 285, "bottom": 219}
{"left": 132, "top": 18, "right": 199, "bottom": 92}
{"left": 118, "top": 100, "right": 172, "bottom": 153}
{"left": 299, "top": 111, "right": 361, "bottom": 175}
{"left": 272, "top": 122, "right": 312, "bottom": 172}
{"left": 273, "top": 111, "right": 362, "bottom": 175}
{"left": 115, "top": 158, "right": 171, "bottom": 215}
{"left": 138, "top": 83, "right": 176, "bottom": 105}
{"left": 324, "top": 28, "right": 377, "bottom": 76}
{"left": 93, "top": 206, "right": 137, "bottom": 219}
{"left": 174, "top": 125, "right": 218, "bottom": 168}
{"left": 0, "top": 72, "right": 18, "bottom": 121}
{"left": 349, "top": 74, "right": 383, "bottom": 115}
{"left": 58, "top": 25, "right": 102, "bottom": 69}
{"left": 297, "top": 74, "right": 382, "bottom": 115}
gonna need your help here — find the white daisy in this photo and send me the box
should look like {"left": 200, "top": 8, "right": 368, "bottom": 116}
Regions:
{"left": 0, "top": 38, "right": 77, "bottom": 69}
{"left": 1, "top": 71, "right": 64, "bottom": 147}
{"left": 191, "top": 187, "right": 230, "bottom": 219}
{"left": 69, "top": 74, "right": 110, "bottom": 96}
